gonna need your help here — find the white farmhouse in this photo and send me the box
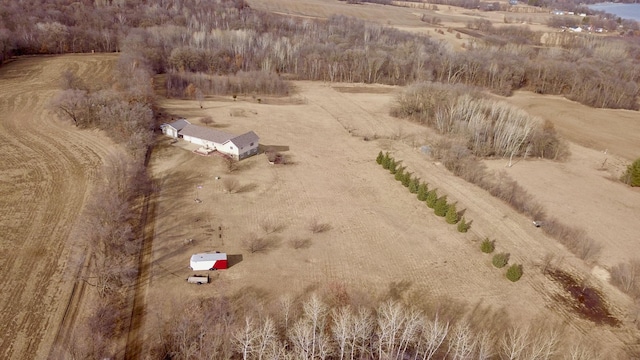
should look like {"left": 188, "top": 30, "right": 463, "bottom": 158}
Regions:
{"left": 161, "top": 119, "right": 259, "bottom": 160}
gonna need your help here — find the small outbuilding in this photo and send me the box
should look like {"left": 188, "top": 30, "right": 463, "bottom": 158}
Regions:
{"left": 190, "top": 253, "right": 228, "bottom": 271}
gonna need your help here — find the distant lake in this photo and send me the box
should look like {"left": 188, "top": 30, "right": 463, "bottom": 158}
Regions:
{"left": 589, "top": 3, "right": 640, "bottom": 21}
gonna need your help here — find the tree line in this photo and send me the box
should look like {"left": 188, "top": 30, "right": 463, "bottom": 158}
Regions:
{"left": 143, "top": 287, "right": 622, "bottom": 359}
{"left": 1, "top": 0, "right": 639, "bottom": 109}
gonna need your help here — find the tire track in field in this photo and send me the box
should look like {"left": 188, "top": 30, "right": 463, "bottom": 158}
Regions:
{"left": 0, "top": 54, "right": 117, "bottom": 360}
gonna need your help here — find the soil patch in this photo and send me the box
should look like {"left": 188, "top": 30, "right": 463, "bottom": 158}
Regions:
{"left": 547, "top": 269, "right": 619, "bottom": 327}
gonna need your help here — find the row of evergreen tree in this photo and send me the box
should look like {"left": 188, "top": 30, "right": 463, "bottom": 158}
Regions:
{"left": 376, "top": 151, "right": 470, "bottom": 232}
{"left": 376, "top": 151, "right": 524, "bottom": 282}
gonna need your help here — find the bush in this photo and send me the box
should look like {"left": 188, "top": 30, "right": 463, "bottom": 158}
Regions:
{"left": 492, "top": 253, "right": 510, "bottom": 268}
{"left": 622, "top": 158, "right": 640, "bottom": 187}
{"left": 434, "top": 196, "right": 449, "bottom": 217}
{"left": 417, "top": 182, "right": 429, "bottom": 201}
{"left": 457, "top": 217, "right": 470, "bottom": 232}
{"left": 480, "top": 238, "right": 495, "bottom": 253}
{"left": 506, "top": 264, "right": 523, "bottom": 282}
{"left": 445, "top": 203, "right": 459, "bottom": 224}
{"left": 426, "top": 190, "right": 438, "bottom": 208}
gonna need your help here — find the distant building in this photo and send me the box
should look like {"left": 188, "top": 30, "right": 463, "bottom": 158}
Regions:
{"left": 161, "top": 119, "right": 259, "bottom": 160}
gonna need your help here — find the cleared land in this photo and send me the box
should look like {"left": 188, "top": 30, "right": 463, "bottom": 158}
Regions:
{"left": 0, "top": 54, "right": 117, "bottom": 360}
{"left": 145, "top": 81, "right": 640, "bottom": 353}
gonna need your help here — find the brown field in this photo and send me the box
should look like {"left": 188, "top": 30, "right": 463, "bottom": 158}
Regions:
{"left": 0, "top": 54, "right": 118, "bottom": 359}
{"left": 2, "top": 2, "right": 640, "bottom": 358}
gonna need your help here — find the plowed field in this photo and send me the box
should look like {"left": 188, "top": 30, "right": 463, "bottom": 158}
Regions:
{"left": 0, "top": 54, "right": 117, "bottom": 360}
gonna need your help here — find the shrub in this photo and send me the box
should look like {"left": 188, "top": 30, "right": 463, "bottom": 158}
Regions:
{"left": 445, "top": 203, "right": 459, "bottom": 224}
{"left": 376, "top": 151, "right": 384, "bottom": 165}
{"left": 622, "top": 158, "right": 640, "bottom": 187}
{"left": 417, "top": 182, "right": 429, "bottom": 201}
{"left": 492, "top": 253, "right": 510, "bottom": 268}
{"left": 395, "top": 166, "right": 406, "bottom": 181}
{"left": 426, "top": 190, "right": 438, "bottom": 208}
{"left": 457, "top": 217, "right": 470, "bottom": 232}
{"left": 408, "top": 177, "right": 420, "bottom": 193}
{"left": 506, "top": 264, "right": 523, "bottom": 282}
{"left": 480, "top": 238, "right": 495, "bottom": 253}
{"left": 434, "top": 196, "right": 449, "bottom": 217}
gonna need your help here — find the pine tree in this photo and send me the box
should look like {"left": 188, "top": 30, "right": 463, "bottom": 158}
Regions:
{"left": 401, "top": 172, "right": 412, "bottom": 187}
{"left": 376, "top": 151, "right": 384, "bottom": 165}
{"left": 408, "top": 177, "right": 420, "bottom": 194}
{"left": 445, "top": 203, "right": 459, "bottom": 224}
{"left": 394, "top": 166, "right": 406, "bottom": 181}
{"left": 506, "top": 264, "right": 523, "bottom": 282}
{"left": 434, "top": 196, "right": 448, "bottom": 217}
{"left": 389, "top": 158, "right": 398, "bottom": 174}
{"left": 457, "top": 217, "right": 469, "bottom": 232}
{"left": 417, "top": 182, "right": 429, "bottom": 201}
{"left": 623, "top": 158, "right": 640, "bottom": 187}
{"left": 426, "top": 189, "right": 438, "bottom": 208}
{"left": 382, "top": 153, "right": 391, "bottom": 169}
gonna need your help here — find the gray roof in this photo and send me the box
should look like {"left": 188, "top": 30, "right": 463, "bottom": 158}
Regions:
{"left": 179, "top": 124, "right": 235, "bottom": 144}
{"left": 165, "top": 118, "right": 190, "bottom": 131}
{"left": 229, "top": 131, "right": 259, "bottom": 148}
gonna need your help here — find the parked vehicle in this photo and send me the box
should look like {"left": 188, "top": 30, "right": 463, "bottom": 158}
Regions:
{"left": 187, "top": 275, "right": 209, "bottom": 285}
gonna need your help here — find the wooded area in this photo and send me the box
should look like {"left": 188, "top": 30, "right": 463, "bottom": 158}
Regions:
{"left": 1, "top": 0, "right": 639, "bottom": 108}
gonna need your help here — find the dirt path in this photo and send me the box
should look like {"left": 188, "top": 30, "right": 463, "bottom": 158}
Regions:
{"left": 0, "top": 54, "right": 117, "bottom": 360}
{"left": 124, "top": 181, "right": 157, "bottom": 360}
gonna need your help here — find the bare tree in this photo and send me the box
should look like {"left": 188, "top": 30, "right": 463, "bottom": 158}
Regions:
{"left": 234, "top": 317, "right": 259, "bottom": 360}
{"left": 49, "top": 89, "right": 92, "bottom": 127}
{"left": 223, "top": 178, "right": 240, "bottom": 193}
{"left": 501, "top": 325, "right": 530, "bottom": 360}
{"left": 416, "top": 314, "right": 449, "bottom": 360}
{"left": 196, "top": 87, "right": 204, "bottom": 108}
{"left": 260, "top": 218, "right": 285, "bottom": 235}
{"left": 376, "top": 301, "right": 405, "bottom": 359}
{"left": 200, "top": 115, "right": 214, "bottom": 126}
{"left": 332, "top": 306, "right": 354, "bottom": 360}
{"left": 448, "top": 322, "right": 476, "bottom": 360}
{"left": 308, "top": 218, "right": 331, "bottom": 234}
{"left": 225, "top": 156, "right": 238, "bottom": 173}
